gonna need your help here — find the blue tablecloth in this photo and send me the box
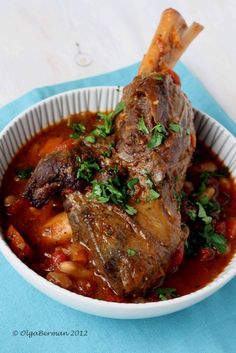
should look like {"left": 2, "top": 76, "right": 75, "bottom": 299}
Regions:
{"left": 0, "top": 62, "right": 235, "bottom": 353}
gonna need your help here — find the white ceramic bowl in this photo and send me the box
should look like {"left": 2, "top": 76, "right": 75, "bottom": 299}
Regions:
{"left": 0, "top": 86, "right": 235, "bottom": 319}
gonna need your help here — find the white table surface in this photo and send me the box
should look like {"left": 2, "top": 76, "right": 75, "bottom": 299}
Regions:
{"left": 0, "top": 0, "right": 235, "bottom": 123}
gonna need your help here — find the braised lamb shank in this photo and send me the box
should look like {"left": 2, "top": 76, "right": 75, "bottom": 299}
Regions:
{"left": 24, "top": 9, "right": 203, "bottom": 297}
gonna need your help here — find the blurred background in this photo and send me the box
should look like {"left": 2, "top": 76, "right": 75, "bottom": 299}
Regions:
{"left": 0, "top": 0, "right": 235, "bottom": 122}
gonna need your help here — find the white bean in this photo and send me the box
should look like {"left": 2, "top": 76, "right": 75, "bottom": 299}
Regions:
{"left": 46, "top": 271, "right": 72, "bottom": 289}
{"left": 59, "top": 261, "right": 92, "bottom": 279}
{"left": 199, "top": 162, "right": 217, "bottom": 173}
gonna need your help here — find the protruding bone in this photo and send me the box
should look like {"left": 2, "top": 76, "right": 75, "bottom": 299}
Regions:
{"left": 138, "top": 8, "right": 204, "bottom": 75}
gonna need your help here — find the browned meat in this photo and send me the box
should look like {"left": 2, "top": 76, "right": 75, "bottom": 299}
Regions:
{"left": 24, "top": 148, "right": 80, "bottom": 208}
{"left": 24, "top": 142, "right": 102, "bottom": 208}
{"left": 64, "top": 73, "right": 194, "bottom": 297}
{"left": 65, "top": 177, "right": 187, "bottom": 296}
{"left": 24, "top": 140, "right": 117, "bottom": 208}
{"left": 23, "top": 8, "right": 203, "bottom": 297}
{"left": 116, "top": 73, "right": 195, "bottom": 190}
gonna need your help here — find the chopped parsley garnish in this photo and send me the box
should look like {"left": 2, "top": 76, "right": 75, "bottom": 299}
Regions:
{"left": 101, "top": 143, "right": 114, "bottom": 158}
{"left": 148, "top": 123, "right": 167, "bottom": 149}
{"left": 69, "top": 122, "right": 86, "bottom": 139}
{"left": 198, "top": 195, "right": 210, "bottom": 205}
{"left": 196, "top": 169, "right": 228, "bottom": 195}
{"left": 125, "top": 205, "right": 137, "bottom": 215}
{"left": 127, "top": 248, "right": 136, "bottom": 256}
{"left": 16, "top": 167, "right": 33, "bottom": 179}
{"left": 154, "top": 287, "right": 177, "bottom": 301}
{"left": 154, "top": 74, "right": 163, "bottom": 81}
{"left": 186, "top": 127, "right": 191, "bottom": 135}
{"left": 169, "top": 122, "right": 182, "bottom": 133}
{"left": 76, "top": 158, "right": 100, "bottom": 183}
{"left": 188, "top": 209, "right": 197, "bottom": 221}
{"left": 196, "top": 202, "right": 212, "bottom": 224}
{"left": 127, "top": 178, "right": 139, "bottom": 196}
{"left": 70, "top": 133, "right": 81, "bottom": 139}
{"left": 90, "top": 176, "right": 126, "bottom": 205}
{"left": 85, "top": 135, "right": 96, "bottom": 144}
{"left": 182, "top": 165, "right": 229, "bottom": 256}
{"left": 146, "top": 189, "right": 160, "bottom": 201}
{"left": 92, "top": 101, "right": 125, "bottom": 137}
{"left": 141, "top": 168, "right": 148, "bottom": 176}
{"left": 145, "top": 178, "right": 154, "bottom": 188}
{"left": 90, "top": 175, "right": 137, "bottom": 216}
{"left": 145, "top": 178, "right": 160, "bottom": 201}
{"left": 173, "top": 191, "right": 184, "bottom": 211}
{"left": 138, "top": 117, "right": 149, "bottom": 135}
{"left": 201, "top": 224, "right": 227, "bottom": 254}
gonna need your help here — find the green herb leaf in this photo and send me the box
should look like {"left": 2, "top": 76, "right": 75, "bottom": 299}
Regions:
{"left": 101, "top": 143, "right": 114, "bottom": 158}
{"left": 186, "top": 127, "right": 191, "bottom": 135}
{"left": 148, "top": 123, "right": 167, "bottom": 149}
{"left": 154, "top": 74, "right": 163, "bottom": 81}
{"left": 188, "top": 209, "right": 197, "bottom": 221}
{"left": 169, "top": 122, "right": 182, "bottom": 133}
{"left": 173, "top": 191, "right": 183, "bottom": 211}
{"left": 141, "top": 168, "right": 148, "bottom": 176}
{"left": 76, "top": 159, "right": 100, "bottom": 183}
{"left": 69, "top": 132, "right": 81, "bottom": 139}
{"left": 90, "top": 176, "right": 126, "bottom": 205}
{"left": 127, "top": 248, "right": 136, "bottom": 256}
{"left": 138, "top": 117, "right": 149, "bottom": 135}
{"left": 154, "top": 287, "right": 177, "bottom": 301}
{"left": 113, "top": 101, "right": 125, "bottom": 116}
{"left": 196, "top": 202, "right": 212, "bottom": 224}
{"left": 196, "top": 169, "right": 229, "bottom": 195}
{"left": 90, "top": 181, "right": 110, "bottom": 203}
{"left": 198, "top": 195, "right": 210, "bottom": 205}
{"left": 16, "top": 167, "right": 33, "bottom": 179}
{"left": 127, "top": 178, "right": 139, "bottom": 195}
{"left": 201, "top": 224, "right": 228, "bottom": 254}
{"left": 93, "top": 101, "right": 125, "bottom": 137}
{"left": 146, "top": 189, "right": 160, "bottom": 201}
{"left": 85, "top": 135, "right": 96, "bottom": 144}
{"left": 145, "top": 178, "right": 154, "bottom": 189}
{"left": 125, "top": 205, "right": 137, "bottom": 216}
{"left": 70, "top": 122, "right": 86, "bottom": 134}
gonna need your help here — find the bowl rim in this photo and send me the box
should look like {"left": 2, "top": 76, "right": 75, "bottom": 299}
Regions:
{"left": 0, "top": 85, "right": 235, "bottom": 317}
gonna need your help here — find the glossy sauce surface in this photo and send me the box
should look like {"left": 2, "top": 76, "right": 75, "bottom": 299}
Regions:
{"left": 1, "top": 113, "right": 236, "bottom": 302}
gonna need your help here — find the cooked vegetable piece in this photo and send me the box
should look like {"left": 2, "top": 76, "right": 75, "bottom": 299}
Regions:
{"left": 6, "top": 225, "right": 33, "bottom": 261}
{"left": 39, "top": 212, "right": 72, "bottom": 247}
